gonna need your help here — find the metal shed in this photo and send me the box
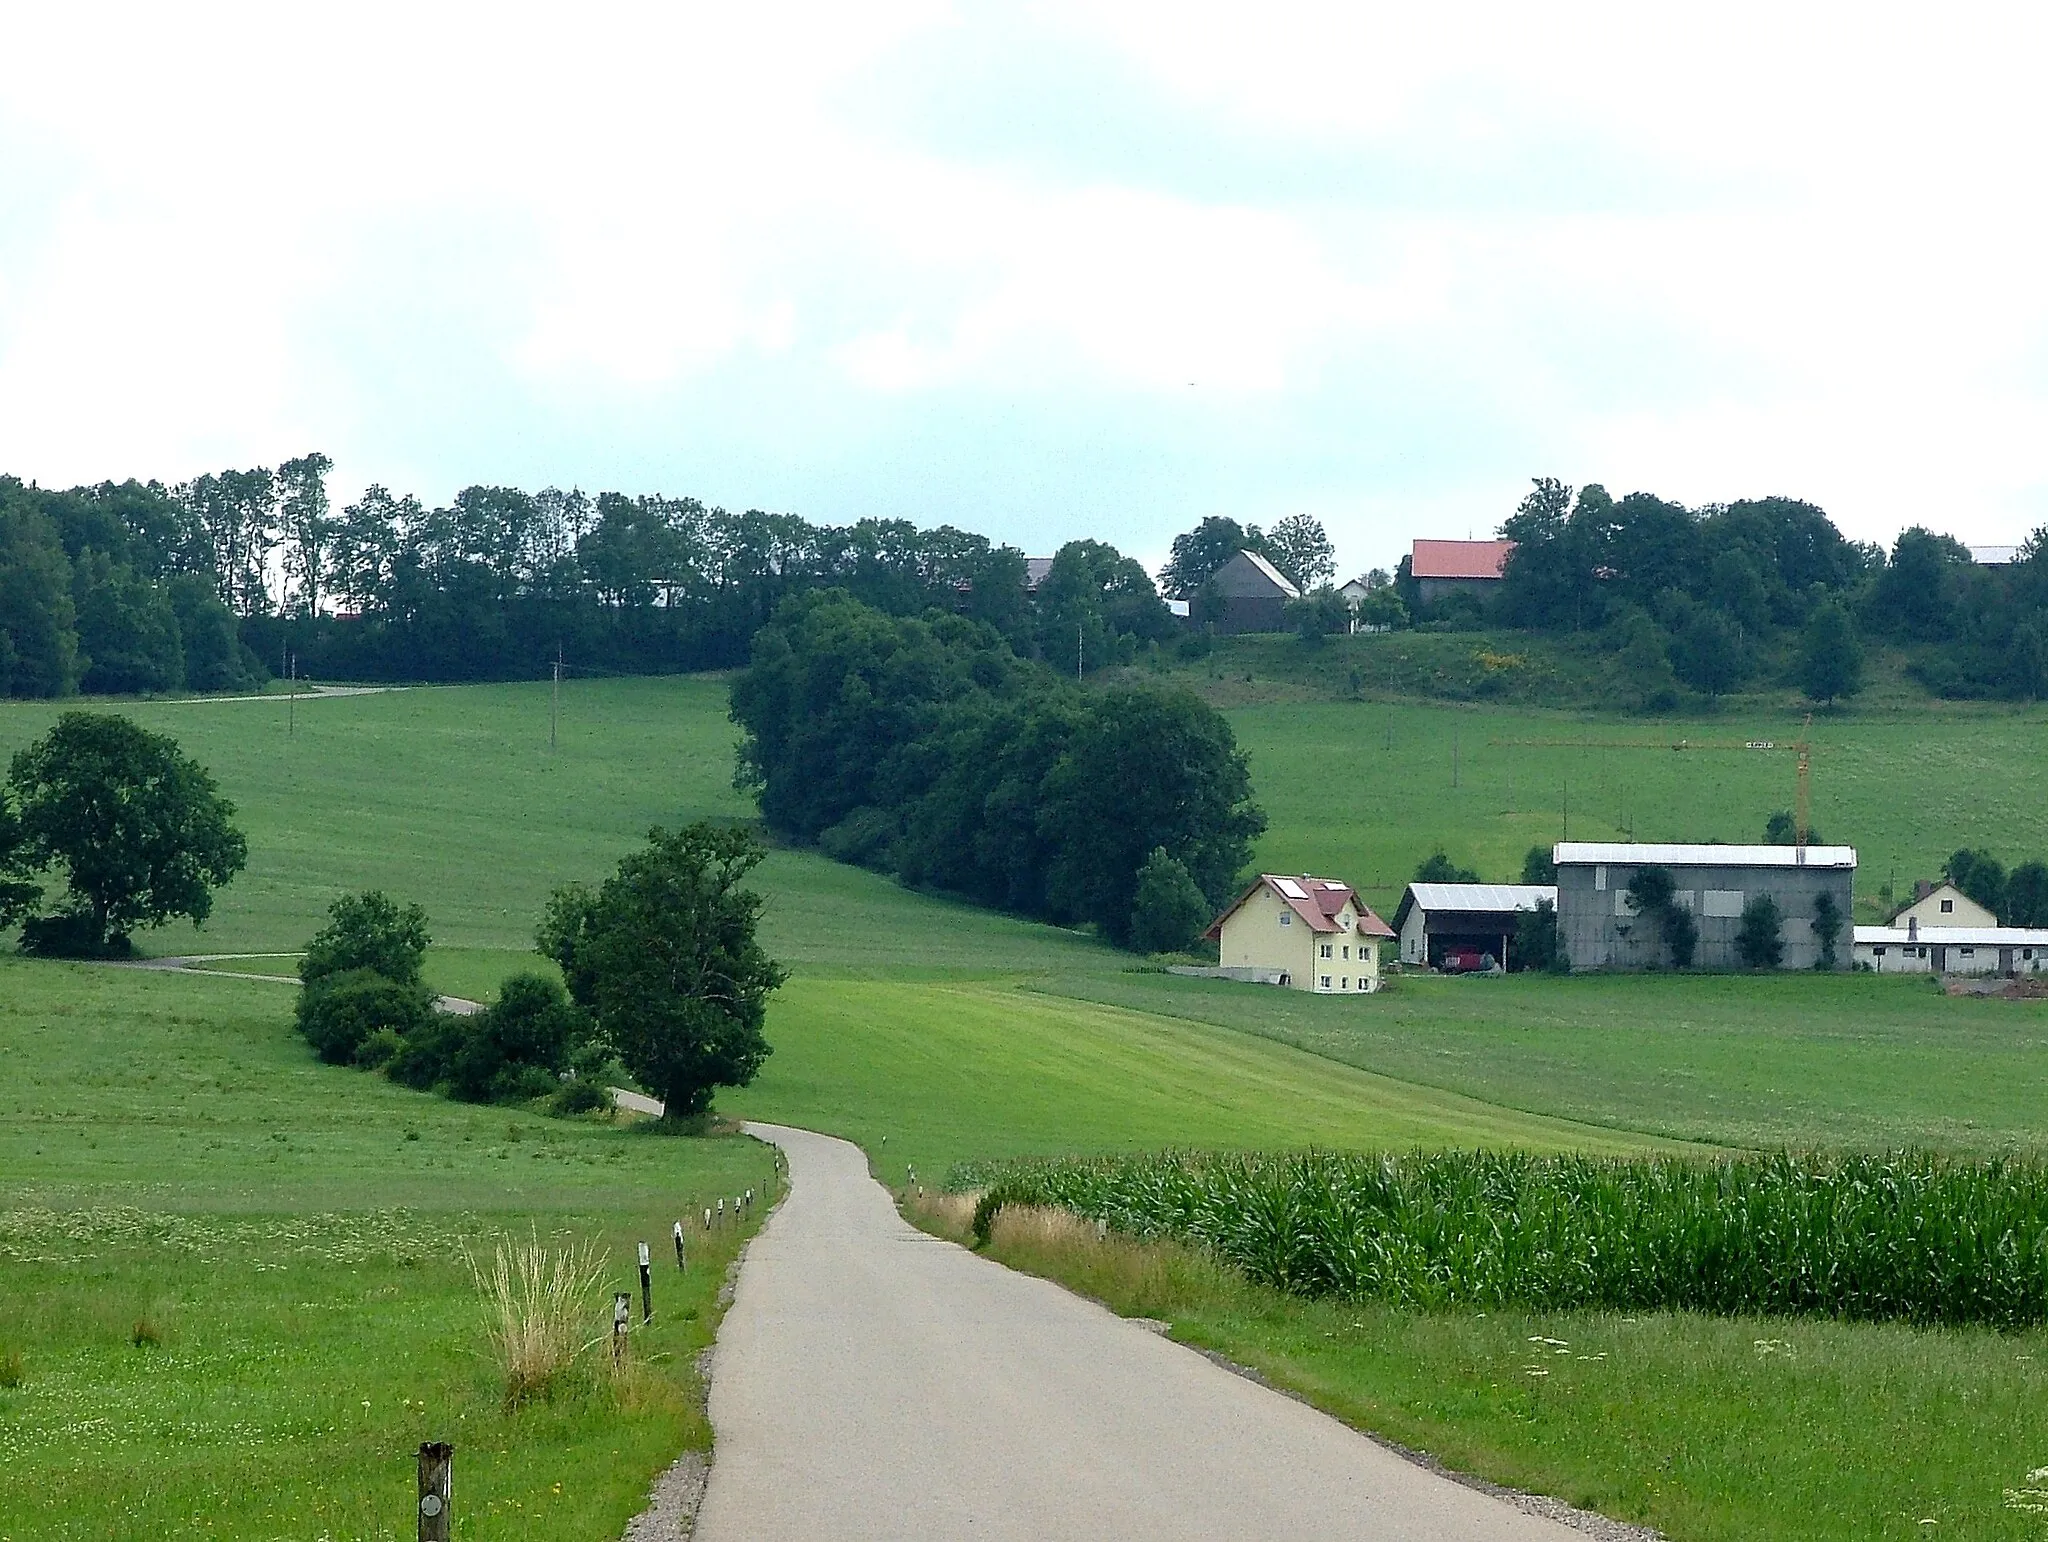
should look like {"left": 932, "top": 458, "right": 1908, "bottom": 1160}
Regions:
{"left": 1391, "top": 883, "right": 1556, "bottom": 970}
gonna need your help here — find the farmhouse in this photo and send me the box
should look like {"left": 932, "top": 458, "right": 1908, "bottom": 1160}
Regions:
{"left": 1854, "top": 923, "right": 2048, "bottom": 975}
{"left": 1410, "top": 539, "right": 1515, "bottom": 610}
{"left": 1891, "top": 881, "right": 1996, "bottom": 929}
{"left": 1192, "top": 550, "right": 1299, "bottom": 634}
{"left": 1553, "top": 842, "right": 1857, "bottom": 971}
{"left": 1392, "top": 883, "right": 1555, "bottom": 971}
{"left": 1206, "top": 874, "right": 1394, "bottom": 993}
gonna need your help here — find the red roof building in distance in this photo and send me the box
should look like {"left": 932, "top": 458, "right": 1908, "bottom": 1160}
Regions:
{"left": 1410, "top": 538, "right": 1515, "bottom": 611}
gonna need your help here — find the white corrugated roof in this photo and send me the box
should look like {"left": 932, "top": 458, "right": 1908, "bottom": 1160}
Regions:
{"left": 1854, "top": 926, "right": 2048, "bottom": 946}
{"left": 1553, "top": 842, "right": 1858, "bottom": 870}
{"left": 1236, "top": 548, "right": 1301, "bottom": 598}
{"left": 1405, "top": 883, "right": 1556, "bottom": 913}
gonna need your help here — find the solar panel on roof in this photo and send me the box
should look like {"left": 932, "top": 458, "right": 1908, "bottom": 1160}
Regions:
{"left": 1274, "top": 878, "right": 1307, "bottom": 899}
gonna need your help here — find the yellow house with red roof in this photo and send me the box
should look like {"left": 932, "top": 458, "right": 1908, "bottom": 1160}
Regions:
{"left": 1204, "top": 874, "right": 1395, "bottom": 993}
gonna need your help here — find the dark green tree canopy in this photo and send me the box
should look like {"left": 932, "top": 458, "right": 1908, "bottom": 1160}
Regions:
{"left": 1129, "top": 847, "right": 1213, "bottom": 956}
{"left": 1265, "top": 514, "right": 1336, "bottom": 590}
{"left": 1415, "top": 849, "right": 1481, "bottom": 884}
{"left": 8, "top": 713, "right": 246, "bottom": 951}
{"left": 301, "top": 891, "right": 431, "bottom": 987}
{"left": 1736, "top": 893, "right": 1784, "bottom": 969}
{"left": 1158, "top": 516, "right": 1271, "bottom": 599}
{"left": 539, "top": 823, "right": 787, "bottom": 1120}
{"left": 1798, "top": 599, "right": 1865, "bottom": 706}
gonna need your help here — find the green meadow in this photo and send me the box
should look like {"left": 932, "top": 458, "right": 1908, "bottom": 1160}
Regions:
{"left": 5, "top": 674, "right": 2048, "bottom": 1540}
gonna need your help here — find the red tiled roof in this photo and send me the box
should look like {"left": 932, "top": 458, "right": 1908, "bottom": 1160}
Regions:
{"left": 1411, "top": 539, "right": 1515, "bottom": 581}
{"left": 1205, "top": 874, "right": 1395, "bottom": 939}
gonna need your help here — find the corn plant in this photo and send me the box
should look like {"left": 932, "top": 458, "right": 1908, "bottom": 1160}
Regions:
{"left": 961, "top": 1149, "right": 2048, "bottom": 1328}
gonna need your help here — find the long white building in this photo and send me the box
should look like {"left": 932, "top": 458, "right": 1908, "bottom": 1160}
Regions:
{"left": 1853, "top": 923, "right": 2048, "bottom": 975}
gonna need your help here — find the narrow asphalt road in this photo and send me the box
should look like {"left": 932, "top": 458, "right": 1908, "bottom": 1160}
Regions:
{"left": 693, "top": 1123, "right": 1597, "bottom": 1542}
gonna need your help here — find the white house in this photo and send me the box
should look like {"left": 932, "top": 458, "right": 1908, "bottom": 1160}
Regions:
{"left": 1854, "top": 924, "right": 2048, "bottom": 975}
{"left": 1891, "top": 882, "right": 1997, "bottom": 930}
{"left": 1206, "top": 874, "right": 1395, "bottom": 993}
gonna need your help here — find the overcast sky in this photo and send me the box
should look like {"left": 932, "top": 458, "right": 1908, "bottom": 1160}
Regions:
{"left": 3, "top": 2, "right": 2044, "bottom": 577}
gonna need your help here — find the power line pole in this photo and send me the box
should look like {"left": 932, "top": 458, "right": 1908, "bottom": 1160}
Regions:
{"left": 551, "top": 645, "right": 561, "bottom": 752}
{"left": 288, "top": 652, "right": 296, "bottom": 738}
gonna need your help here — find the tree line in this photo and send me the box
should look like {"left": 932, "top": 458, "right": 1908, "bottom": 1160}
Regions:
{"left": 729, "top": 589, "right": 1265, "bottom": 949}
{"left": 1384, "top": 477, "right": 2048, "bottom": 707}
{"left": 1, "top": 456, "right": 1196, "bottom": 695}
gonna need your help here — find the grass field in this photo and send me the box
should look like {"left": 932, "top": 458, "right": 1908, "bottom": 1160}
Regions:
{"left": 0, "top": 958, "right": 777, "bottom": 1542}
{"left": 7, "top": 675, "right": 2048, "bottom": 1539}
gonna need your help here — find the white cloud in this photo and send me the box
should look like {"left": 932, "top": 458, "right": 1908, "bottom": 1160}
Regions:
{"left": 0, "top": 0, "right": 2045, "bottom": 560}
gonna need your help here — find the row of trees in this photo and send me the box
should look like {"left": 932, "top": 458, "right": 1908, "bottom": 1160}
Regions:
{"left": 3, "top": 455, "right": 1201, "bottom": 692}
{"left": 729, "top": 589, "right": 1265, "bottom": 949}
{"left": 0, "top": 478, "right": 265, "bottom": 698}
{"left": 1434, "top": 477, "right": 2048, "bottom": 705}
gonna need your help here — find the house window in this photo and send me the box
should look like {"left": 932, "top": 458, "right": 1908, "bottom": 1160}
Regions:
{"left": 1941, "top": 899, "right": 1954, "bottom": 913}
{"left": 1320, "top": 976, "right": 1331, "bottom": 989}
{"left": 1342, "top": 944, "right": 1350, "bottom": 960}
{"left": 1280, "top": 913, "right": 1291, "bottom": 925}
{"left": 1321, "top": 943, "right": 1332, "bottom": 958}
{"left": 1960, "top": 947, "right": 1975, "bottom": 957}
{"left": 2027, "top": 949, "right": 2036, "bottom": 960}
{"left": 1873, "top": 947, "right": 1887, "bottom": 957}
{"left": 1341, "top": 977, "right": 1349, "bottom": 989}
{"left": 1918, "top": 947, "right": 1928, "bottom": 958}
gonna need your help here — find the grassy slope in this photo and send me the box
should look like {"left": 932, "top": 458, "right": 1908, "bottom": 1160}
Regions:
{"left": 0, "top": 959, "right": 777, "bottom": 1542}
{"left": 1043, "top": 971, "right": 2048, "bottom": 1155}
{"left": 723, "top": 976, "right": 1664, "bottom": 1185}
{"left": 9, "top": 677, "right": 2048, "bottom": 1539}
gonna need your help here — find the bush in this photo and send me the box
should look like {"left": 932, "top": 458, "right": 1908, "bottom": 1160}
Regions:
{"left": 1736, "top": 893, "right": 1784, "bottom": 968}
{"left": 296, "top": 969, "right": 437, "bottom": 1066}
{"left": 449, "top": 974, "right": 584, "bottom": 1104}
{"left": 1129, "top": 847, "right": 1212, "bottom": 954}
{"left": 18, "top": 911, "right": 131, "bottom": 958}
{"left": 1512, "top": 897, "right": 1559, "bottom": 972}
{"left": 301, "top": 891, "right": 429, "bottom": 988}
{"left": 549, "top": 1077, "right": 612, "bottom": 1116}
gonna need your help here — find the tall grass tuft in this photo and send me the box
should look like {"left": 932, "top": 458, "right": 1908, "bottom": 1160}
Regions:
{"left": 962, "top": 1149, "right": 2048, "bottom": 1328}
{"left": 468, "top": 1231, "right": 609, "bottom": 1408}
{"left": 0, "top": 1347, "right": 22, "bottom": 1387}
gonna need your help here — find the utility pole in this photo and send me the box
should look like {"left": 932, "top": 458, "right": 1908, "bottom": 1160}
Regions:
{"left": 551, "top": 645, "right": 561, "bottom": 752}
{"left": 1076, "top": 623, "right": 1083, "bottom": 681}
{"left": 288, "top": 653, "right": 296, "bottom": 738}
{"left": 1452, "top": 726, "right": 1459, "bottom": 789}
{"left": 1563, "top": 779, "right": 1569, "bottom": 841}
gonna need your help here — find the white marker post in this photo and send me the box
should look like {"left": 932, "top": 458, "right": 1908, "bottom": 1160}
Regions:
{"left": 673, "top": 1220, "right": 687, "bottom": 1271}
{"left": 638, "top": 1241, "right": 653, "bottom": 1323}
{"left": 612, "top": 1292, "right": 630, "bottom": 1366}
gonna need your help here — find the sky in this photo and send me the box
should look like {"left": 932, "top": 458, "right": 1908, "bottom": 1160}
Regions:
{"left": 2, "top": 1, "right": 2045, "bottom": 579}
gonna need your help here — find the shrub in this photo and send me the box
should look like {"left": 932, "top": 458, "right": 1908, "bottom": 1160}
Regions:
{"left": 549, "top": 1078, "right": 612, "bottom": 1117}
{"left": 18, "top": 911, "right": 130, "bottom": 958}
{"left": 0, "top": 1347, "right": 21, "bottom": 1387}
{"left": 1129, "top": 848, "right": 1212, "bottom": 955}
{"left": 1811, "top": 890, "right": 1843, "bottom": 969}
{"left": 1512, "top": 897, "right": 1559, "bottom": 972}
{"left": 1736, "top": 893, "right": 1785, "bottom": 968}
{"left": 296, "top": 968, "right": 436, "bottom": 1066}
{"left": 301, "top": 891, "right": 430, "bottom": 988}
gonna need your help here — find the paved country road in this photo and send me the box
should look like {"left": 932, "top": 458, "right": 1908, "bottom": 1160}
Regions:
{"left": 693, "top": 1123, "right": 1610, "bottom": 1542}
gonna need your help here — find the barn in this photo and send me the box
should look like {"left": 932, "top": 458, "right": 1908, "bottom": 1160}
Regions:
{"left": 1392, "top": 883, "right": 1555, "bottom": 971}
{"left": 1854, "top": 923, "right": 2048, "bottom": 975}
{"left": 1553, "top": 842, "right": 1857, "bottom": 971}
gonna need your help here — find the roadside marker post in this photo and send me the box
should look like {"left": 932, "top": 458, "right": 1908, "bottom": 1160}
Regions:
{"left": 673, "top": 1220, "right": 687, "bottom": 1271}
{"left": 612, "top": 1293, "right": 630, "bottom": 1365}
{"left": 717, "top": 1198, "right": 725, "bottom": 1227}
{"left": 638, "top": 1241, "right": 653, "bottom": 1323}
{"left": 416, "top": 1442, "right": 452, "bottom": 1542}
{"left": 703, "top": 1207, "right": 712, "bottom": 1231}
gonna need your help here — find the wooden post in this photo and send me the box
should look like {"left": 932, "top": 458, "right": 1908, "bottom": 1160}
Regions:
{"left": 417, "top": 1442, "right": 452, "bottom": 1542}
{"left": 638, "top": 1241, "right": 653, "bottom": 1323}
{"left": 612, "top": 1292, "right": 630, "bottom": 1365}
{"left": 673, "top": 1220, "right": 687, "bottom": 1270}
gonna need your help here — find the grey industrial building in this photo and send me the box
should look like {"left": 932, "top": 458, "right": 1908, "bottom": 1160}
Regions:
{"left": 1553, "top": 842, "right": 1857, "bottom": 971}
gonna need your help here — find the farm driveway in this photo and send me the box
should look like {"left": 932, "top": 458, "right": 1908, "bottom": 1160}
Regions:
{"left": 693, "top": 1123, "right": 1602, "bottom": 1542}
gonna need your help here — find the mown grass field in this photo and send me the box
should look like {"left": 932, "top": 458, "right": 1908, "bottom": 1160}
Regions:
{"left": 6, "top": 675, "right": 2048, "bottom": 1540}
{"left": 0, "top": 960, "right": 777, "bottom": 1542}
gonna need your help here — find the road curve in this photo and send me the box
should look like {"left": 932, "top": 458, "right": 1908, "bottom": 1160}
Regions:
{"left": 693, "top": 1123, "right": 1593, "bottom": 1542}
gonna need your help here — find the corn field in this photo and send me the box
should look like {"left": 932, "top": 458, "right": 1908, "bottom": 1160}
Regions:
{"left": 960, "top": 1150, "right": 2048, "bottom": 1327}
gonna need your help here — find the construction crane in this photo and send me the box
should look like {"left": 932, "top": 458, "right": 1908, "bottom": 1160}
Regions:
{"left": 1491, "top": 714, "right": 1817, "bottom": 844}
